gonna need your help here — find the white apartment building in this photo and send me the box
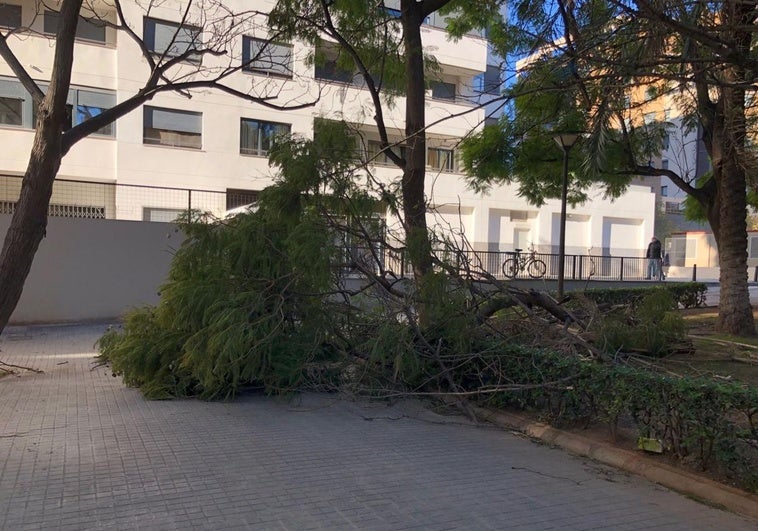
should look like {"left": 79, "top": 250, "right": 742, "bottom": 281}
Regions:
{"left": 0, "top": 0, "right": 655, "bottom": 258}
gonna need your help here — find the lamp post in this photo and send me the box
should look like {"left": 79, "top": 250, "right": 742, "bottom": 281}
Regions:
{"left": 553, "top": 133, "right": 579, "bottom": 300}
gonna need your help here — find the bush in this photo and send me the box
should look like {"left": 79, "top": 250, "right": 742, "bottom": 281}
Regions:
{"left": 484, "top": 348, "right": 758, "bottom": 491}
{"left": 583, "top": 282, "right": 707, "bottom": 309}
{"left": 594, "top": 290, "right": 686, "bottom": 356}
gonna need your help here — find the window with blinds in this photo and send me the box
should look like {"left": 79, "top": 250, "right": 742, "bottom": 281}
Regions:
{"left": 144, "top": 17, "right": 202, "bottom": 62}
{"left": 144, "top": 106, "right": 202, "bottom": 149}
{"left": 242, "top": 37, "right": 293, "bottom": 77}
{"left": 0, "top": 3, "right": 21, "bottom": 29}
{"left": 44, "top": 10, "right": 106, "bottom": 43}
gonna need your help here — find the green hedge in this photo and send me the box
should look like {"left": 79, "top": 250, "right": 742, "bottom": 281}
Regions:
{"left": 485, "top": 347, "right": 757, "bottom": 491}
{"left": 582, "top": 282, "right": 708, "bottom": 309}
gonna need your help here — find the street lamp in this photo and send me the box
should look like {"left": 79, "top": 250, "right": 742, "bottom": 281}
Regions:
{"left": 553, "top": 133, "right": 580, "bottom": 300}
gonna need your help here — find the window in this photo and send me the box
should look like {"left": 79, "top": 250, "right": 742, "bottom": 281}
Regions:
{"left": 0, "top": 95, "right": 21, "bottom": 126}
{"left": 662, "top": 133, "right": 670, "bottom": 150}
{"left": 367, "top": 140, "right": 405, "bottom": 166}
{"left": 226, "top": 189, "right": 259, "bottom": 210}
{"left": 427, "top": 147, "right": 455, "bottom": 172}
{"left": 315, "top": 57, "right": 354, "bottom": 83}
{"left": 665, "top": 201, "right": 682, "bottom": 214}
{"left": 143, "top": 106, "right": 202, "bottom": 149}
{"left": 661, "top": 159, "right": 669, "bottom": 170}
{"left": 242, "top": 37, "right": 292, "bottom": 77}
{"left": 0, "top": 76, "right": 116, "bottom": 133}
{"left": 0, "top": 76, "right": 31, "bottom": 127}
{"left": 70, "top": 88, "right": 116, "bottom": 136}
{"left": 481, "top": 65, "right": 501, "bottom": 95}
{"left": 431, "top": 80, "right": 456, "bottom": 101}
{"left": 661, "top": 185, "right": 668, "bottom": 197}
{"left": 44, "top": 10, "right": 106, "bottom": 43}
{"left": 144, "top": 17, "right": 201, "bottom": 61}
{"left": 0, "top": 3, "right": 21, "bottom": 29}
{"left": 314, "top": 45, "right": 356, "bottom": 84}
{"left": 750, "top": 236, "right": 758, "bottom": 259}
{"left": 143, "top": 208, "right": 185, "bottom": 223}
{"left": 240, "top": 118, "right": 289, "bottom": 156}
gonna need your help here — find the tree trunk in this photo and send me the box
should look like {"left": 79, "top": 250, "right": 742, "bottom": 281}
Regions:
{"left": 401, "top": 1, "right": 433, "bottom": 282}
{"left": 712, "top": 74, "right": 754, "bottom": 335}
{"left": 0, "top": 117, "right": 63, "bottom": 333}
{"left": 0, "top": 0, "right": 79, "bottom": 336}
{"left": 715, "top": 160, "right": 754, "bottom": 335}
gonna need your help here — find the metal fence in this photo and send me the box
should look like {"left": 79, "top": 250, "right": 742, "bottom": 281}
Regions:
{"left": 1, "top": 175, "right": 653, "bottom": 281}
{"left": 343, "top": 246, "right": 650, "bottom": 281}
{"left": 0, "top": 175, "right": 231, "bottom": 221}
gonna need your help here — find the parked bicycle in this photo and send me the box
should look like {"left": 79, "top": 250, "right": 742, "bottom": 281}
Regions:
{"left": 502, "top": 245, "right": 547, "bottom": 279}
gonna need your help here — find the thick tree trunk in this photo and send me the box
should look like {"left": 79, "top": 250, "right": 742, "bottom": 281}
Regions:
{"left": 401, "top": 2, "right": 433, "bottom": 282}
{"left": 715, "top": 161, "right": 754, "bottom": 335}
{"left": 712, "top": 77, "right": 754, "bottom": 335}
{"left": 0, "top": 119, "right": 63, "bottom": 333}
{"left": 0, "top": 0, "right": 79, "bottom": 336}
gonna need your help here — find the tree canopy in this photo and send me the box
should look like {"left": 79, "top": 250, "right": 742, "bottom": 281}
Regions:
{"left": 462, "top": 0, "right": 757, "bottom": 335}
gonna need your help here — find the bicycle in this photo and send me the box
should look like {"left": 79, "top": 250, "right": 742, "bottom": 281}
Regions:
{"left": 502, "top": 245, "right": 547, "bottom": 279}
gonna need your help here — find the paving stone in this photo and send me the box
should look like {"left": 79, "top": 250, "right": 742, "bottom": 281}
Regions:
{"left": 0, "top": 324, "right": 755, "bottom": 530}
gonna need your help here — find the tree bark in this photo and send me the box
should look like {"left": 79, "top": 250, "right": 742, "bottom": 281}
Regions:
{"left": 401, "top": 1, "right": 433, "bottom": 282}
{"left": 0, "top": 0, "right": 80, "bottom": 334}
{"left": 713, "top": 78, "right": 754, "bottom": 335}
{"left": 0, "top": 110, "right": 66, "bottom": 332}
{"left": 701, "top": 1, "right": 755, "bottom": 337}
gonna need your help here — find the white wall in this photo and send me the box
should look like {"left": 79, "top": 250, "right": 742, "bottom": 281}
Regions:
{"left": 4, "top": 215, "right": 183, "bottom": 324}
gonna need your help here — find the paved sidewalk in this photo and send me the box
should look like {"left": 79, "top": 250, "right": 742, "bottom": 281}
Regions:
{"left": 0, "top": 324, "right": 754, "bottom": 530}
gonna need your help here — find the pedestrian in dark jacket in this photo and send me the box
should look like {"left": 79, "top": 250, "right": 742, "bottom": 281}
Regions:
{"left": 646, "top": 237, "right": 662, "bottom": 280}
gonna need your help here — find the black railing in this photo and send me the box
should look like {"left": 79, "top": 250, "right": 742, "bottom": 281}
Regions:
{"left": 341, "top": 247, "right": 651, "bottom": 282}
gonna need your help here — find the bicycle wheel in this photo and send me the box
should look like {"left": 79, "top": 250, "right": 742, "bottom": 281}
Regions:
{"left": 527, "top": 259, "right": 547, "bottom": 279}
{"left": 502, "top": 258, "right": 519, "bottom": 279}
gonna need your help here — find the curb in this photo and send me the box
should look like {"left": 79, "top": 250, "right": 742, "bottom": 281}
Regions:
{"left": 472, "top": 405, "right": 758, "bottom": 522}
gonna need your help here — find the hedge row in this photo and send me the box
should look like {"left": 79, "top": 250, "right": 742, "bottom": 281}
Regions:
{"left": 581, "top": 282, "right": 708, "bottom": 309}
{"left": 487, "top": 347, "right": 757, "bottom": 491}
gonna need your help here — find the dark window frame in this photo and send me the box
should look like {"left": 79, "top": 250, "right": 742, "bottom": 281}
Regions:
{"left": 143, "top": 105, "right": 202, "bottom": 150}
{"left": 239, "top": 118, "right": 290, "bottom": 157}
{"left": 43, "top": 10, "right": 107, "bottom": 43}
{"left": 242, "top": 36, "right": 293, "bottom": 78}
{"left": 0, "top": 3, "right": 21, "bottom": 29}
{"left": 427, "top": 147, "right": 456, "bottom": 172}
{"left": 226, "top": 188, "right": 259, "bottom": 210}
{"left": 430, "top": 80, "right": 456, "bottom": 102}
{"left": 143, "top": 16, "right": 202, "bottom": 63}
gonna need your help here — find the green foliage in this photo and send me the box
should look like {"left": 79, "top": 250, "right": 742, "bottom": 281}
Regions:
{"left": 269, "top": 0, "right": 411, "bottom": 99}
{"left": 484, "top": 348, "right": 758, "bottom": 491}
{"left": 582, "top": 282, "right": 708, "bottom": 309}
{"left": 458, "top": 54, "right": 651, "bottom": 206}
{"left": 97, "top": 125, "right": 378, "bottom": 399}
{"left": 595, "top": 290, "right": 686, "bottom": 357}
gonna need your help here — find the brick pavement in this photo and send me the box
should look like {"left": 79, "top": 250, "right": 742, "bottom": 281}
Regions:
{"left": 0, "top": 324, "right": 754, "bottom": 530}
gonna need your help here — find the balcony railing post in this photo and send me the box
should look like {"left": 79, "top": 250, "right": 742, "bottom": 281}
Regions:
{"left": 188, "top": 189, "right": 192, "bottom": 212}
{"left": 571, "top": 255, "right": 577, "bottom": 280}
{"left": 619, "top": 257, "right": 624, "bottom": 281}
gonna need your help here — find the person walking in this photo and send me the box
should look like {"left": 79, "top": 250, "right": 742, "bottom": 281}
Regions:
{"left": 646, "top": 236, "right": 663, "bottom": 280}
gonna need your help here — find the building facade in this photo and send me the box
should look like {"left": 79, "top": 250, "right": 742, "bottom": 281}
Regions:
{"left": 0, "top": 0, "right": 654, "bottom": 258}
